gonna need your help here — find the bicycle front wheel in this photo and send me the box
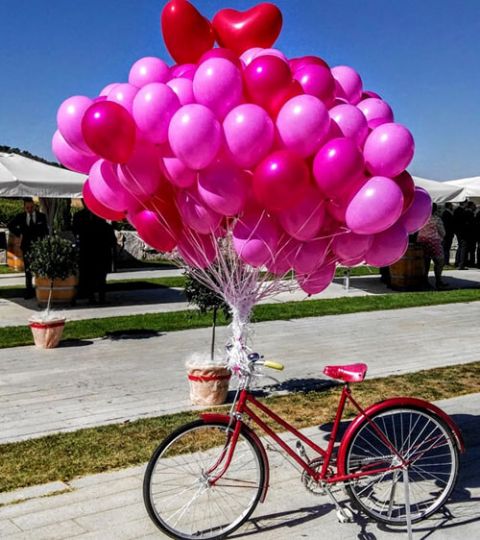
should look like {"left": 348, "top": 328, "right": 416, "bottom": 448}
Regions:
{"left": 144, "top": 419, "right": 265, "bottom": 540}
{"left": 344, "top": 407, "right": 459, "bottom": 525}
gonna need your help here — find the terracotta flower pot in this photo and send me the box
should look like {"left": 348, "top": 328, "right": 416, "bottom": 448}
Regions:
{"left": 29, "top": 317, "right": 66, "bottom": 349}
{"left": 187, "top": 365, "right": 231, "bottom": 406}
{"left": 35, "top": 275, "right": 78, "bottom": 306}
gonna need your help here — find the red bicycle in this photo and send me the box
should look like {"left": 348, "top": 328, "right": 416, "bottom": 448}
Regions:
{"left": 144, "top": 353, "right": 464, "bottom": 539}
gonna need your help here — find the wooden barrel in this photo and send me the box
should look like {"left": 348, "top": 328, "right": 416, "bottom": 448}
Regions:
{"left": 389, "top": 244, "right": 426, "bottom": 291}
{"left": 7, "top": 234, "right": 24, "bottom": 272}
{"left": 35, "top": 275, "right": 78, "bottom": 305}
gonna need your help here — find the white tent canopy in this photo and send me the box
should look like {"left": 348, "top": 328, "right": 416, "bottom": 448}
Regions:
{"left": 412, "top": 176, "right": 466, "bottom": 203}
{"left": 0, "top": 152, "right": 86, "bottom": 198}
{"left": 444, "top": 177, "right": 480, "bottom": 200}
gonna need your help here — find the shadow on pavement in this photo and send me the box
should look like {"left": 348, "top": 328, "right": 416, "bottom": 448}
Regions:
{"left": 58, "top": 338, "right": 94, "bottom": 348}
{"left": 103, "top": 329, "right": 164, "bottom": 341}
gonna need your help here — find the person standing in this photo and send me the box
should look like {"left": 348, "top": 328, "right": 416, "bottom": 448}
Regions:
{"left": 441, "top": 203, "right": 455, "bottom": 265}
{"left": 465, "top": 201, "right": 477, "bottom": 266}
{"left": 8, "top": 198, "right": 48, "bottom": 298}
{"left": 454, "top": 201, "right": 468, "bottom": 269}
{"left": 417, "top": 203, "right": 447, "bottom": 289}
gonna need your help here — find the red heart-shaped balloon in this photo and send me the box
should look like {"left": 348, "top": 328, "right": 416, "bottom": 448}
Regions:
{"left": 213, "top": 3, "right": 283, "bottom": 55}
{"left": 161, "top": 0, "right": 215, "bottom": 64}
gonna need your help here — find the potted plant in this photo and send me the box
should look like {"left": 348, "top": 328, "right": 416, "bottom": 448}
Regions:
{"left": 27, "top": 235, "right": 78, "bottom": 348}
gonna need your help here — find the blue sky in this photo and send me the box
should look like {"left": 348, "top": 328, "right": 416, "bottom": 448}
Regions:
{"left": 1, "top": 0, "right": 479, "bottom": 180}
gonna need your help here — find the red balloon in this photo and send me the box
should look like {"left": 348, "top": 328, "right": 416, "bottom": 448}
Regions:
{"left": 82, "top": 101, "right": 136, "bottom": 164}
{"left": 394, "top": 170, "right": 415, "bottom": 214}
{"left": 253, "top": 150, "right": 310, "bottom": 212}
{"left": 82, "top": 180, "right": 125, "bottom": 222}
{"left": 212, "top": 3, "right": 283, "bottom": 55}
{"left": 161, "top": 0, "right": 215, "bottom": 64}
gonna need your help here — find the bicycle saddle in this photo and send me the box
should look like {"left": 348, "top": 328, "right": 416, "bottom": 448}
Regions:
{"left": 323, "top": 363, "right": 367, "bottom": 383}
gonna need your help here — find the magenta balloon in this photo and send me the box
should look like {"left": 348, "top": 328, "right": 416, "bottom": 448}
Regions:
{"left": 364, "top": 123, "right": 415, "bottom": 177}
{"left": 223, "top": 104, "right": 274, "bottom": 169}
{"left": 193, "top": 58, "right": 243, "bottom": 120}
{"left": 99, "top": 83, "right": 119, "bottom": 97}
{"left": 266, "top": 235, "right": 296, "bottom": 275}
{"left": 362, "top": 90, "right": 382, "bottom": 100}
{"left": 106, "top": 83, "right": 138, "bottom": 115}
{"left": 278, "top": 186, "right": 326, "bottom": 241}
{"left": 346, "top": 176, "right": 404, "bottom": 235}
{"left": 128, "top": 57, "right": 169, "bottom": 88}
{"left": 168, "top": 104, "right": 222, "bottom": 170}
{"left": 240, "top": 47, "right": 263, "bottom": 66}
{"left": 57, "top": 95, "right": 94, "bottom": 154}
{"left": 198, "top": 160, "right": 249, "bottom": 216}
{"left": 255, "top": 48, "right": 288, "bottom": 63}
{"left": 332, "top": 231, "right": 373, "bottom": 263}
{"left": 162, "top": 157, "right": 196, "bottom": 188}
{"left": 398, "top": 187, "right": 432, "bottom": 233}
{"left": 199, "top": 47, "right": 242, "bottom": 68}
{"left": 176, "top": 187, "right": 222, "bottom": 234}
{"left": 167, "top": 78, "right": 195, "bottom": 105}
{"left": 357, "top": 98, "right": 394, "bottom": 129}
{"left": 313, "top": 137, "right": 365, "bottom": 198}
{"left": 293, "top": 64, "right": 335, "bottom": 105}
{"left": 178, "top": 229, "right": 217, "bottom": 269}
{"left": 133, "top": 83, "right": 180, "bottom": 145}
{"left": 88, "top": 159, "right": 135, "bottom": 213}
{"left": 129, "top": 208, "right": 178, "bottom": 252}
{"left": 276, "top": 95, "right": 330, "bottom": 157}
{"left": 82, "top": 180, "right": 125, "bottom": 222}
{"left": 329, "top": 104, "right": 368, "bottom": 147}
{"left": 365, "top": 222, "right": 409, "bottom": 267}
{"left": 331, "top": 66, "right": 363, "bottom": 104}
{"left": 297, "top": 262, "right": 336, "bottom": 295}
{"left": 52, "top": 130, "right": 97, "bottom": 174}
{"left": 170, "top": 63, "right": 197, "bottom": 80}
{"left": 82, "top": 101, "right": 136, "bottom": 164}
{"left": 233, "top": 209, "right": 279, "bottom": 267}
{"left": 292, "top": 238, "right": 330, "bottom": 274}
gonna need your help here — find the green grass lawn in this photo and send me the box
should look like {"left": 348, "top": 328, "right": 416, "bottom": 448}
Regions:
{"left": 0, "top": 265, "right": 19, "bottom": 275}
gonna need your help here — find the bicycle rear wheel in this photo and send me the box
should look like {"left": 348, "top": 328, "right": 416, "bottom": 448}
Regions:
{"left": 344, "top": 407, "right": 458, "bottom": 525}
{"left": 144, "top": 419, "right": 265, "bottom": 540}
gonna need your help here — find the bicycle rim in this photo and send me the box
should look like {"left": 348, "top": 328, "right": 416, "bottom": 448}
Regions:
{"left": 345, "top": 407, "right": 458, "bottom": 525}
{"left": 144, "top": 420, "right": 264, "bottom": 540}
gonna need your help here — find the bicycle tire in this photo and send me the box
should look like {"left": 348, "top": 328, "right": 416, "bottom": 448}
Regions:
{"left": 143, "top": 419, "right": 265, "bottom": 540}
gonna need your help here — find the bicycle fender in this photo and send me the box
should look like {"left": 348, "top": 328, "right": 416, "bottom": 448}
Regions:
{"left": 200, "top": 413, "right": 270, "bottom": 503}
{"left": 336, "top": 397, "right": 465, "bottom": 476}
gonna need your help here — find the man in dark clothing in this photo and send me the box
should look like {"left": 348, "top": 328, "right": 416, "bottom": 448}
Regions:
{"left": 441, "top": 203, "right": 455, "bottom": 265}
{"left": 454, "top": 201, "right": 469, "bottom": 269}
{"left": 8, "top": 198, "right": 48, "bottom": 298}
{"left": 466, "top": 201, "right": 477, "bottom": 266}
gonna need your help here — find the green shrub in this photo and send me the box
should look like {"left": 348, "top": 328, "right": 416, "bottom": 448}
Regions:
{"left": 27, "top": 235, "right": 78, "bottom": 280}
{"left": 0, "top": 198, "right": 23, "bottom": 227}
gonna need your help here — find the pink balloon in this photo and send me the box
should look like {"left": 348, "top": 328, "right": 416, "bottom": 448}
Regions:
{"left": 331, "top": 66, "right": 363, "bottom": 104}
{"left": 346, "top": 176, "right": 404, "bottom": 235}
{"left": 362, "top": 90, "right": 382, "bottom": 100}
{"left": 106, "top": 83, "right": 138, "bottom": 114}
{"left": 364, "top": 123, "right": 415, "bottom": 177}
{"left": 167, "top": 77, "right": 195, "bottom": 105}
{"left": 313, "top": 138, "right": 365, "bottom": 198}
{"left": 170, "top": 63, "right": 197, "bottom": 80}
{"left": 82, "top": 101, "right": 136, "bottom": 163}
{"left": 52, "top": 130, "right": 97, "bottom": 174}
{"left": 99, "top": 83, "right": 119, "bottom": 97}
{"left": 240, "top": 47, "right": 263, "bottom": 66}
{"left": 398, "top": 187, "right": 432, "bottom": 233}
{"left": 233, "top": 208, "right": 279, "bottom": 267}
{"left": 176, "top": 186, "right": 222, "bottom": 234}
{"left": 133, "top": 83, "right": 180, "bottom": 144}
{"left": 293, "top": 63, "right": 335, "bottom": 105}
{"left": 332, "top": 232, "right": 373, "bottom": 264}
{"left": 128, "top": 57, "right": 169, "bottom": 87}
{"left": 82, "top": 180, "right": 126, "bottom": 222}
{"left": 193, "top": 58, "right": 243, "bottom": 119}
{"left": 277, "top": 95, "right": 330, "bottom": 157}
{"left": 129, "top": 208, "right": 179, "bottom": 253}
{"left": 297, "top": 262, "right": 336, "bottom": 295}
{"left": 365, "top": 222, "right": 409, "bottom": 267}
{"left": 289, "top": 56, "right": 329, "bottom": 71}
{"left": 168, "top": 104, "right": 222, "bottom": 170}
{"left": 198, "top": 160, "right": 249, "bottom": 216}
{"left": 253, "top": 150, "right": 310, "bottom": 212}
{"left": 278, "top": 186, "right": 326, "bottom": 241}
{"left": 223, "top": 104, "right": 275, "bottom": 169}
{"left": 88, "top": 159, "right": 135, "bottom": 213}
{"left": 357, "top": 98, "right": 394, "bottom": 129}
{"left": 291, "top": 238, "right": 330, "bottom": 274}
{"left": 199, "top": 47, "right": 242, "bottom": 68}
{"left": 178, "top": 229, "right": 217, "bottom": 269}
{"left": 162, "top": 157, "right": 197, "bottom": 188}
{"left": 329, "top": 104, "right": 368, "bottom": 147}
{"left": 56, "top": 95, "right": 94, "bottom": 154}
{"left": 255, "top": 48, "right": 288, "bottom": 63}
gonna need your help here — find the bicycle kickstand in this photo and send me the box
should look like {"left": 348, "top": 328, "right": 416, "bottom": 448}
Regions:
{"left": 323, "top": 484, "right": 353, "bottom": 523}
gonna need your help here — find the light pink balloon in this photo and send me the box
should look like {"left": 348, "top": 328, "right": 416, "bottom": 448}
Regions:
{"left": 88, "top": 159, "right": 135, "bottom": 213}
{"left": 133, "top": 83, "right": 180, "bottom": 144}
{"left": 178, "top": 229, "right": 217, "bottom": 269}
{"left": 168, "top": 104, "right": 222, "bottom": 170}
{"left": 346, "top": 176, "right": 404, "bottom": 235}
{"left": 277, "top": 95, "right": 330, "bottom": 157}
{"left": 298, "top": 262, "right": 336, "bottom": 295}
{"left": 167, "top": 78, "right": 195, "bottom": 105}
{"left": 99, "top": 83, "right": 119, "bottom": 97}
{"left": 128, "top": 57, "right": 169, "bottom": 87}
{"left": 223, "top": 104, "right": 274, "bottom": 169}
{"left": 329, "top": 104, "right": 369, "bottom": 146}
{"left": 398, "top": 187, "right": 432, "bottom": 233}
{"left": 331, "top": 66, "right": 363, "bottom": 104}
{"left": 332, "top": 231, "right": 373, "bottom": 264}
{"left": 176, "top": 186, "right": 222, "bottom": 234}
{"left": 365, "top": 222, "right": 409, "bottom": 267}
{"left": 107, "top": 83, "right": 138, "bottom": 114}
{"left": 162, "top": 157, "right": 197, "bottom": 188}
{"left": 357, "top": 98, "right": 394, "bottom": 129}
{"left": 52, "top": 130, "right": 97, "bottom": 174}
{"left": 240, "top": 47, "right": 263, "bottom": 66}
{"left": 278, "top": 187, "right": 326, "bottom": 241}
{"left": 56, "top": 95, "right": 94, "bottom": 154}
{"left": 198, "top": 160, "right": 249, "bottom": 216}
{"left": 193, "top": 58, "right": 243, "bottom": 120}
{"left": 292, "top": 238, "right": 330, "bottom": 274}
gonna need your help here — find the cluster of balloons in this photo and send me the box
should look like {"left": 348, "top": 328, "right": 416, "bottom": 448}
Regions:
{"left": 53, "top": 0, "right": 431, "bottom": 295}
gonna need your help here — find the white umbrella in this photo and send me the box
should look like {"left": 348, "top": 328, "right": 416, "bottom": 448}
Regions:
{"left": 444, "top": 177, "right": 480, "bottom": 201}
{"left": 412, "top": 176, "right": 466, "bottom": 203}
